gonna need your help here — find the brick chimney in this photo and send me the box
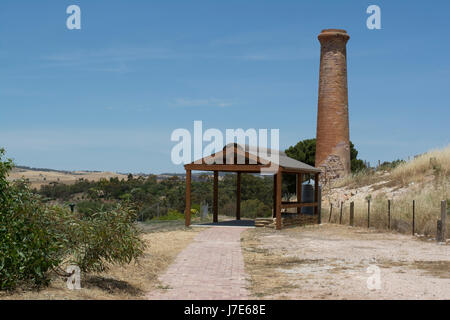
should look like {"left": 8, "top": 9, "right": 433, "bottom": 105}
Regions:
{"left": 315, "top": 29, "right": 351, "bottom": 179}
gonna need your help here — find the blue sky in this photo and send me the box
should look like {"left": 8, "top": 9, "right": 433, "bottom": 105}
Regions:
{"left": 0, "top": 0, "right": 449, "bottom": 173}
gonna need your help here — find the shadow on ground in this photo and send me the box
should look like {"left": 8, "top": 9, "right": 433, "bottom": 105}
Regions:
{"left": 84, "top": 275, "right": 143, "bottom": 295}
{"left": 193, "top": 219, "right": 255, "bottom": 227}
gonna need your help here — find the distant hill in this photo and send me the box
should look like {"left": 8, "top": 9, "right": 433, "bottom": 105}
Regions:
{"left": 8, "top": 166, "right": 212, "bottom": 189}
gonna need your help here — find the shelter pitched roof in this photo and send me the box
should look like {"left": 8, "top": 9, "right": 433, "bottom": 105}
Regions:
{"left": 185, "top": 143, "right": 321, "bottom": 174}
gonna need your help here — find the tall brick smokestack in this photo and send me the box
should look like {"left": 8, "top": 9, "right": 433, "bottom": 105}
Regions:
{"left": 315, "top": 29, "right": 351, "bottom": 179}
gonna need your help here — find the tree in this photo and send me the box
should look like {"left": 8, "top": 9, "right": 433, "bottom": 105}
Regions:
{"left": 285, "top": 139, "right": 316, "bottom": 167}
{"left": 350, "top": 141, "right": 366, "bottom": 172}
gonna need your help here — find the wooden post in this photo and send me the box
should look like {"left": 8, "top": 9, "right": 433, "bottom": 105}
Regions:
{"left": 236, "top": 172, "right": 241, "bottom": 220}
{"left": 412, "top": 200, "right": 415, "bottom": 236}
{"left": 273, "top": 174, "right": 277, "bottom": 218}
{"left": 185, "top": 169, "right": 191, "bottom": 227}
{"left": 297, "top": 173, "right": 303, "bottom": 214}
{"left": 213, "top": 171, "right": 218, "bottom": 223}
{"left": 437, "top": 221, "right": 443, "bottom": 242}
{"left": 339, "top": 201, "right": 343, "bottom": 224}
{"left": 314, "top": 173, "right": 320, "bottom": 223}
{"left": 442, "top": 200, "right": 447, "bottom": 240}
{"left": 275, "top": 169, "right": 282, "bottom": 230}
{"left": 367, "top": 199, "right": 371, "bottom": 228}
{"left": 328, "top": 203, "right": 333, "bottom": 223}
{"left": 437, "top": 200, "right": 447, "bottom": 242}
{"left": 349, "top": 201, "right": 354, "bottom": 227}
{"left": 388, "top": 199, "right": 391, "bottom": 230}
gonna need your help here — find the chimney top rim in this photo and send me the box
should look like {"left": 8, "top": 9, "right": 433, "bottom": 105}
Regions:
{"left": 320, "top": 29, "right": 348, "bottom": 34}
{"left": 318, "top": 29, "right": 350, "bottom": 42}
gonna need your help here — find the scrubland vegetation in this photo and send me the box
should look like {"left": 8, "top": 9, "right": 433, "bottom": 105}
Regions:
{"left": 326, "top": 145, "right": 450, "bottom": 237}
{"left": 0, "top": 149, "right": 145, "bottom": 291}
{"left": 36, "top": 171, "right": 276, "bottom": 220}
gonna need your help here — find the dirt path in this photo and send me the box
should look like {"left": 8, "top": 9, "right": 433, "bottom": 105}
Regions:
{"left": 242, "top": 224, "right": 450, "bottom": 300}
{"left": 147, "top": 227, "right": 250, "bottom": 300}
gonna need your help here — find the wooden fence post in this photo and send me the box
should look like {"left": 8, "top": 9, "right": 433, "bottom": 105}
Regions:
{"left": 328, "top": 203, "right": 333, "bottom": 223}
{"left": 367, "top": 199, "right": 370, "bottom": 228}
{"left": 349, "top": 202, "right": 354, "bottom": 227}
{"left": 437, "top": 221, "right": 443, "bottom": 242}
{"left": 388, "top": 199, "right": 391, "bottom": 230}
{"left": 437, "top": 200, "right": 447, "bottom": 242}
{"left": 412, "top": 200, "right": 415, "bottom": 236}
{"left": 442, "top": 200, "right": 447, "bottom": 240}
{"left": 339, "top": 201, "right": 343, "bottom": 224}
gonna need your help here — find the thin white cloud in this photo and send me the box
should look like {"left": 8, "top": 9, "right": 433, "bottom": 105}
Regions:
{"left": 39, "top": 47, "right": 177, "bottom": 73}
{"left": 40, "top": 40, "right": 316, "bottom": 72}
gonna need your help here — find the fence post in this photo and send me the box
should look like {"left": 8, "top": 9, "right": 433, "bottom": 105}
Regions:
{"left": 349, "top": 202, "right": 354, "bottom": 227}
{"left": 339, "top": 201, "right": 343, "bottom": 224}
{"left": 442, "top": 200, "right": 447, "bottom": 240}
{"left": 367, "top": 199, "right": 371, "bottom": 228}
{"left": 388, "top": 199, "right": 391, "bottom": 230}
{"left": 328, "top": 203, "right": 333, "bottom": 223}
{"left": 437, "top": 200, "right": 447, "bottom": 242}
{"left": 437, "top": 221, "right": 443, "bottom": 242}
{"left": 412, "top": 200, "right": 415, "bottom": 236}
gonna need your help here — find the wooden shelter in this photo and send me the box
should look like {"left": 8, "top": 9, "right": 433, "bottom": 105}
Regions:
{"left": 184, "top": 143, "right": 321, "bottom": 230}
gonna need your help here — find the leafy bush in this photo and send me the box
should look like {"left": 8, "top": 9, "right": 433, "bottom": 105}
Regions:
{"left": 241, "top": 199, "right": 271, "bottom": 218}
{"left": 152, "top": 209, "right": 185, "bottom": 221}
{"left": 0, "top": 149, "right": 145, "bottom": 290}
{"left": 56, "top": 205, "right": 146, "bottom": 273}
{"left": 0, "top": 149, "right": 60, "bottom": 289}
{"left": 75, "top": 200, "right": 115, "bottom": 219}
{"left": 137, "top": 205, "right": 157, "bottom": 221}
{"left": 377, "top": 159, "right": 406, "bottom": 171}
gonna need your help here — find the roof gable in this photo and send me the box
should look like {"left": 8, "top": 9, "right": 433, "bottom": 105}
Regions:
{"left": 186, "top": 143, "right": 321, "bottom": 173}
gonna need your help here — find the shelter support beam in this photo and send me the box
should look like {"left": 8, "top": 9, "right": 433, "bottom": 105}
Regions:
{"left": 185, "top": 169, "right": 191, "bottom": 227}
{"left": 236, "top": 172, "right": 241, "bottom": 220}
{"left": 297, "top": 173, "right": 303, "bottom": 214}
{"left": 213, "top": 171, "right": 219, "bottom": 223}
{"left": 275, "top": 168, "right": 282, "bottom": 230}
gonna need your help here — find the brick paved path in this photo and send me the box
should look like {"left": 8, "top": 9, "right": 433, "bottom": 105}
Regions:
{"left": 147, "top": 227, "right": 250, "bottom": 300}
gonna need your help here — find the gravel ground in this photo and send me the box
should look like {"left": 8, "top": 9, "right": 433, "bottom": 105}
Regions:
{"left": 242, "top": 224, "right": 450, "bottom": 300}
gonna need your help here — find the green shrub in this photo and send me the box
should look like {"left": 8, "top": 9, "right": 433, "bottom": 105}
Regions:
{"left": 0, "top": 148, "right": 145, "bottom": 290}
{"left": 0, "top": 187, "right": 62, "bottom": 289}
{"left": 0, "top": 149, "right": 60, "bottom": 289}
{"left": 56, "top": 205, "right": 146, "bottom": 273}
{"left": 241, "top": 199, "right": 271, "bottom": 218}
{"left": 153, "top": 209, "right": 185, "bottom": 221}
{"left": 75, "top": 200, "right": 115, "bottom": 219}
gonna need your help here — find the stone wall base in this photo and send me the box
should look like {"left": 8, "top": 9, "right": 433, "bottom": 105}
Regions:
{"left": 255, "top": 214, "right": 319, "bottom": 229}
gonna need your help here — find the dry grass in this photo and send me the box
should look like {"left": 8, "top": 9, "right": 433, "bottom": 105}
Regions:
{"left": 6, "top": 168, "right": 133, "bottom": 189}
{"left": 241, "top": 228, "right": 302, "bottom": 299}
{"left": 391, "top": 145, "right": 450, "bottom": 185}
{"left": 0, "top": 222, "right": 200, "bottom": 300}
{"left": 241, "top": 224, "right": 450, "bottom": 300}
{"left": 324, "top": 180, "right": 449, "bottom": 237}
{"left": 332, "top": 170, "right": 385, "bottom": 189}
{"left": 332, "top": 144, "right": 450, "bottom": 189}
{"left": 325, "top": 145, "right": 450, "bottom": 237}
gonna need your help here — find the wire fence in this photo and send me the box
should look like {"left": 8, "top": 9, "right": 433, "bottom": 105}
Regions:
{"left": 324, "top": 199, "right": 448, "bottom": 241}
